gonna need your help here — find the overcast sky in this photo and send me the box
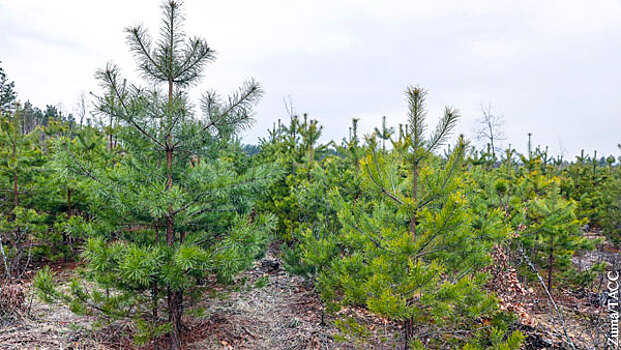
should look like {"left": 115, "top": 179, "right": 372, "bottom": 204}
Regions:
{"left": 1, "top": 0, "right": 620, "bottom": 157}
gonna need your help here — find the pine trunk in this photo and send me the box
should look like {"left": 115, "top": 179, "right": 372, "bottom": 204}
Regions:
{"left": 166, "top": 76, "right": 182, "bottom": 350}
{"left": 404, "top": 316, "right": 415, "bottom": 349}
{"left": 12, "top": 137, "right": 18, "bottom": 208}
{"left": 404, "top": 163, "right": 419, "bottom": 349}
{"left": 152, "top": 281, "right": 159, "bottom": 350}
{"left": 409, "top": 164, "right": 418, "bottom": 243}
{"left": 13, "top": 172, "right": 18, "bottom": 208}
{"left": 547, "top": 245, "right": 554, "bottom": 292}
{"left": 153, "top": 223, "right": 160, "bottom": 349}
{"left": 167, "top": 288, "right": 182, "bottom": 349}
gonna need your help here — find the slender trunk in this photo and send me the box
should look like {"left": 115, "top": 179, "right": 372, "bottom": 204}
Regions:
{"left": 167, "top": 289, "right": 183, "bottom": 348}
{"left": 547, "top": 245, "right": 554, "bottom": 292}
{"left": 166, "top": 76, "right": 182, "bottom": 350}
{"left": 152, "top": 222, "right": 160, "bottom": 350}
{"left": 308, "top": 146, "right": 314, "bottom": 180}
{"left": 152, "top": 281, "right": 159, "bottom": 350}
{"left": 405, "top": 163, "right": 419, "bottom": 349}
{"left": 167, "top": 79, "right": 174, "bottom": 192}
{"left": 12, "top": 138, "right": 18, "bottom": 208}
{"left": 166, "top": 149, "right": 173, "bottom": 194}
{"left": 166, "top": 145, "right": 174, "bottom": 246}
{"left": 409, "top": 164, "right": 418, "bottom": 244}
{"left": 63, "top": 188, "right": 73, "bottom": 261}
{"left": 108, "top": 115, "right": 114, "bottom": 150}
{"left": 404, "top": 316, "right": 414, "bottom": 350}
{"left": 10, "top": 140, "right": 19, "bottom": 269}
{"left": 13, "top": 173, "right": 18, "bottom": 208}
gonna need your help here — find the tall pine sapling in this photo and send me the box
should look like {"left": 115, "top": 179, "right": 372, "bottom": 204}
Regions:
{"left": 315, "top": 87, "right": 519, "bottom": 349}
{"left": 34, "top": 2, "right": 277, "bottom": 349}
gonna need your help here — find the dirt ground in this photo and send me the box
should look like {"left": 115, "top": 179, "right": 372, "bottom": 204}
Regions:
{"left": 1, "top": 240, "right": 618, "bottom": 350}
{"left": 0, "top": 253, "right": 402, "bottom": 350}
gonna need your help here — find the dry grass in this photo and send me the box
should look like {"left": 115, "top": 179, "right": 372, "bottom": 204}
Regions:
{"left": 3, "top": 242, "right": 616, "bottom": 350}
{"left": 186, "top": 250, "right": 402, "bottom": 349}
{"left": 0, "top": 251, "right": 402, "bottom": 350}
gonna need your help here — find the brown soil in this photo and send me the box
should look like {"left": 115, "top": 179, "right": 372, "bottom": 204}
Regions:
{"left": 2, "top": 239, "right": 617, "bottom": 350}
{"left": 0, "top": 252, "right": 402, "bottom": 350}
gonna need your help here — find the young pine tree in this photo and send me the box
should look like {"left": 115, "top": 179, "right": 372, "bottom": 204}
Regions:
{"left": 35, "top": 2, "right": 277, "bottom": 349}
{"left": 314, "top": 87, "right": 520, "bottom": 349}
{"left": 256, "top": 114, "right": 328, "bottom": 242}
{"left": 515, "top": 168, "right": 597, "bottom": 291}
{"left": 0, "top": 109, "right": 47, "bottom": 278}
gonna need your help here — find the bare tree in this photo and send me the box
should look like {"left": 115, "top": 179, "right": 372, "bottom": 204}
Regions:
{"left": 474, "top": 104, "right": 506, "bottom": 157}
{"left": 74, "top": 92, "right": 89, "bottom": 126}
{"left": 283, "top": 95, "right": 296, "bottom": 118}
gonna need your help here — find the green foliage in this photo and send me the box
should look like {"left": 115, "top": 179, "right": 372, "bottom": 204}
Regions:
{"left": 255, "top": 114, "right": 332, "bottom": 241}
{"left": 254, "top": 115, "right": 362, "bottom": 281}
{"left": 0, "top": 109, "right": 88, "bottom": 276}
{"left": 561, "top": 150, "right": 621, "bottom": 241}
{"left": 34, "top": 2, "right": 277, "bottom": 348}
{"left": 0, "top": 62, "right": 17, "bottom": 112}
{"left": 333, "top": 316, "right": 371, "bottom": 344}
{"left": 134, "top": 319, "right": 172, "bottom": 346}
{"left": 469, "top": 144, "right": 605, "bottom": 293}
{"left": 3, "top": 6, "right": 618, "bottom": 349}
{"left": 253, "top": 275, "right": 269, "bottom": 289}
{"left": 33, "top": 266, "right": 60, "bottom": 303}
{"left": 462, "top": 328, "right": 524, "bottom": 350}
{"left": 0, "top": 207, "right": 48, "bottom": 276}
{"left": 293, "top": 87, "right": 520, "bottom": 349}
{"left": 600, "top": 166, "right": 621, "bottom": 240}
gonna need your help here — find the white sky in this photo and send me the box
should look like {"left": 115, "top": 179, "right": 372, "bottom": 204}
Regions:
{"left": 1, "top": 0, "right": 620, "bottom": 157}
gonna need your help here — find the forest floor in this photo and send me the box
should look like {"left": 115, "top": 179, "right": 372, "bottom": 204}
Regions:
{"left": 0, "top": 248, "right": 402, "bottom": 350}
{"left": 1, "top": 239, "right": 618, "bottom": 350}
